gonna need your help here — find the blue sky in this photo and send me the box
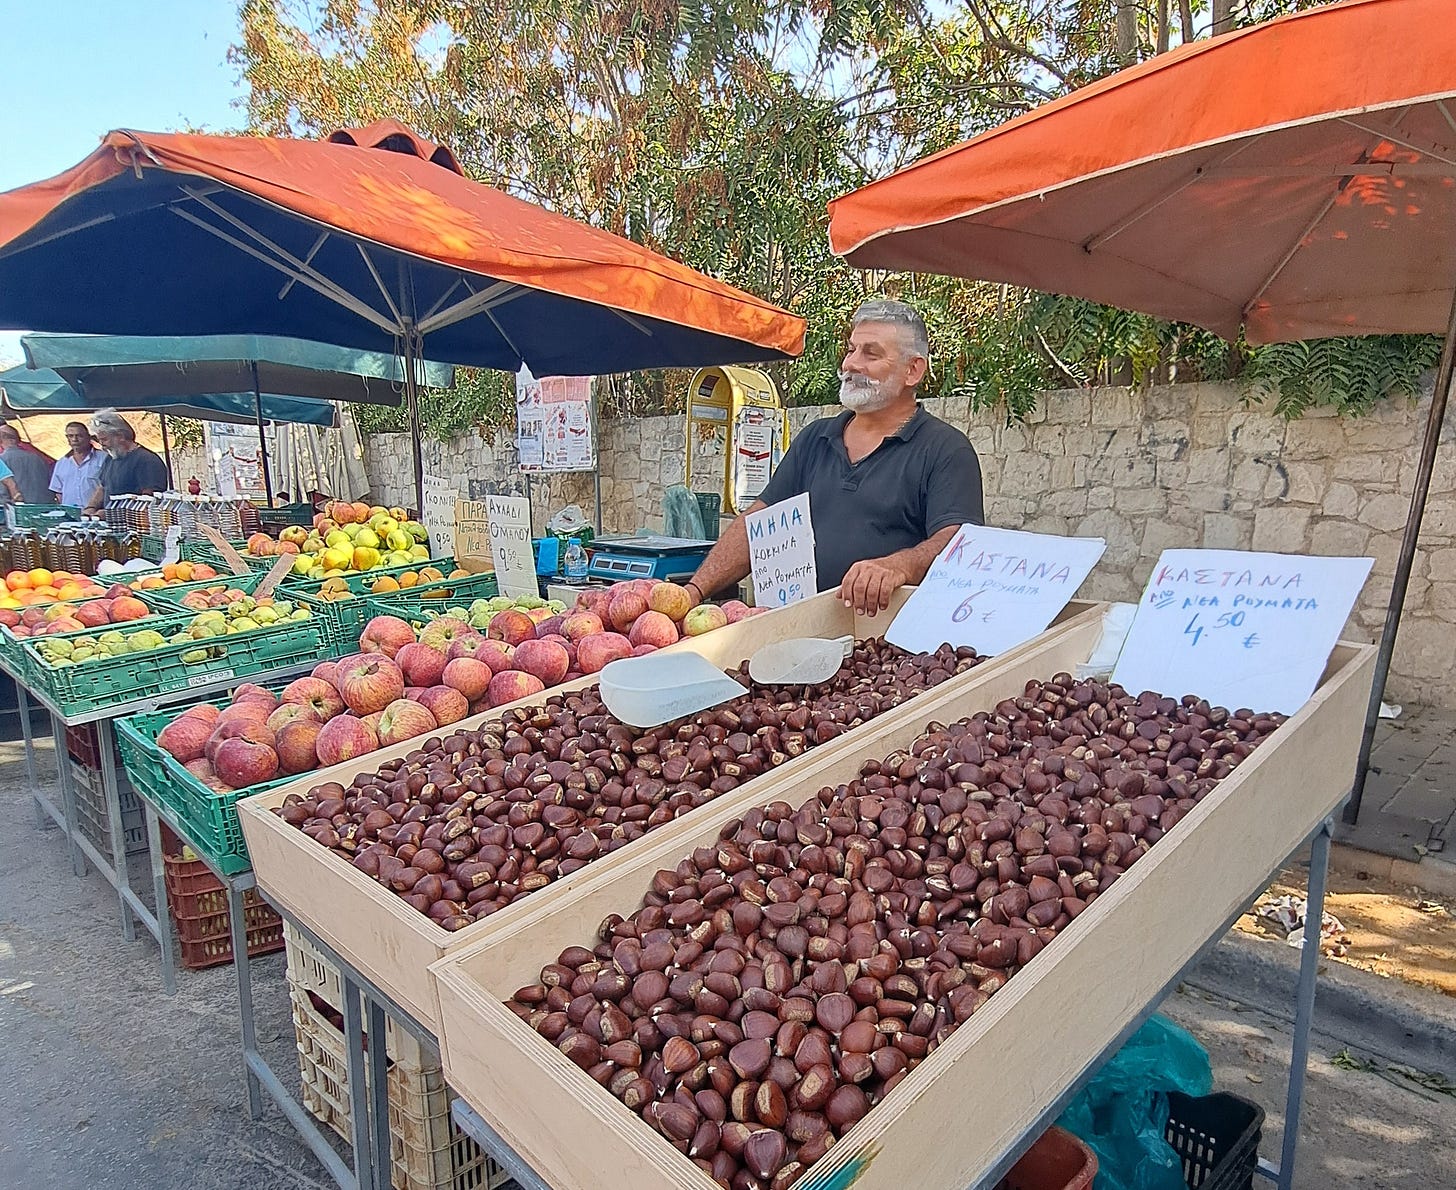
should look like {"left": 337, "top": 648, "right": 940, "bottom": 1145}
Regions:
{"left": 0, "top": 0, "right": 246, "bottom": 363}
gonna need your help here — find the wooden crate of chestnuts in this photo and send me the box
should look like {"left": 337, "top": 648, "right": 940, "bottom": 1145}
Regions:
{"left": 428, "top": 630, "right": 1375, "bottom": 1190}
{"left": 239, "top": 589, "right": 1105, "bottom": 1032}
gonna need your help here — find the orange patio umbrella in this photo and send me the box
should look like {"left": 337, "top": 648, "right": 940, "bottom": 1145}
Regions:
{"left": 0, "top": 119, "right": 805, "bottom": 508}
{"left": 828, "top": 0, "right": 1456, "bottom": 823}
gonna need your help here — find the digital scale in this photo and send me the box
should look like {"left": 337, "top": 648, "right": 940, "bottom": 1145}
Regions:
{"left": 586, "top": 534, "right": 714, "bottom": 583}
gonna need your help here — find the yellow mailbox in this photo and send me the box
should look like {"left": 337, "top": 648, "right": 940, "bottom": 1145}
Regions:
{"left": 685, "top": 366, "right": 789, "bottom": 516}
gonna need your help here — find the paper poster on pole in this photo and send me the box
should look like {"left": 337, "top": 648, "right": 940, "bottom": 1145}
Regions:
{"left": 732, "top": 406, "right": 779, "bottom": 512}
{"left": 484, "top": 493, "right": 537, "bottom": 598}
{"left": 205, "top": 421, "right": 269, "bottom": 500}
{"left": 1112, "top": 549, "right": 1374, "bottom": 715}
{"left": 419, "top": 476, "right": 457, "bottom": 557}
{"left": 887, "top": 525, "right": 1106, "bottom": 656}
{"left": 515, "top": 365, "right": 596, "bottom": 473}
{"left": 745, "top": 493, "right": 817, "bottom": 608}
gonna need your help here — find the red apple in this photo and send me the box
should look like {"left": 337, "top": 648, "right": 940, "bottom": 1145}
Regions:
{"left": 535, "top": 614, "right": 566, "bottom": 638}
{"left": 212, "top": 737, "right": 279, "bottom": 789}
{"left": 359, "top": 614, "right": 416, "bottom": 658}
{"left": 281, "top": 675, "right": 347, "bottom": 721}
{"left": 446, "top": 633, "right": 489, "bottom": 662}
{"left": 360, "top": 710, "right": 385, "bottom": 735}
{"left": 417, "top": 685, "right": 468, "bottom": 727}
{"left": 74, "top": 600, "right": 112, "bottom": 628}
{"left": 205, "top": 719, "right": 275, "bottom": 765}
{"left": 525, "top": 606, "right": 555, "bottom": 626}
{"left": 487, "top": 670, "right": 545, "bottom": 708}
{"left": 442, "top": 657, "right": 492, "bottom": 701}
{"left": 576, "top": 631, "right": 633, "bottom": 674}
{"left": 275, "top": 719, "right": 323, "bottom": 775}
{"left": 418, "top": 616, "right": 474, "bottom": 654}
{"left": 631, "top": 644, "right": 659, "bottom": 656}
{"left": 267, "top": 702, "right": 320, "bottom": 734}
{"left": 396, "top": 641, "right": 448, "bottom": 687}
{"left": 474, "top": 639, "right": 516, "bottom": 675}
{"left": 377, "top": 698, "right": 438, "bottom": 746}
{"left": 649, "top": 582, "right": 693, "bottom": 622}
{"left": 561, "top": 610, "right": 604, "bottom": 642}
{"left": 157, "top": 712, "right": 214, "bottom": 763}
{"left": 628, "top": 611, "right": 678, "bottom": 649}
{"left": 216, "top": 701, "right": 272, "bottom": 730}
{"left": 312, "top": 660, "right": 340, "bottom": 686}
{"left": 607, "top": 590, "right": 649, "bottom": 632}
{"left": 512, "top": 638, "right": 570, "bottom": 688}
{"left": 109, "top": 596, "right": 150, "bottom": 622}
{"left": 315, "top": 715, "right": 380, "bottom": 767}
{"left": 487, "top": 609, "right": 536, "bottom": 646}
{"left": 721, "top": 599, "right": 751, "bottom": 624}
{"left": 468, "top": 696, "right": 491, "bottom": 717}
{"left": 335, "top": 654, "right": 406, "bottom": 715}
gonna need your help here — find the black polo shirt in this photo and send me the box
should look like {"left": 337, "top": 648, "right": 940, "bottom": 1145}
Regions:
{"left": 757, "top": 404, "right": 984, "bottom": 589}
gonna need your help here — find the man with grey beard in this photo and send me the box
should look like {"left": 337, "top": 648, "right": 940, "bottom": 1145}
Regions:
{"left": 684, "top": 299, "right": 983, "bottom": 615}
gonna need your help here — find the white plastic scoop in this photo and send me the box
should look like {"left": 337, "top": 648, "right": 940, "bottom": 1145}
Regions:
{"left": 599, "top": 651, "right": 749, "bottom": 729}
{"left": 748, "top": 635, "right": 854, "bottom": 686}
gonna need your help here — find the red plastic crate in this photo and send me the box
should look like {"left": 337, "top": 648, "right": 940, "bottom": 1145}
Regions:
{"left": 998, "top": 1127, "right": 1097, "bottom": 1190}
{"left": 162, "top": 841, "right": 284, "bottom": 970}
{"left": 65, "top": 722, "right": 103, "bottom": 769}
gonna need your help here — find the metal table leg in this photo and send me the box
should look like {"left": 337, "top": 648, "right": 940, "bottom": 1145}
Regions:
{"left": 366, "top": 997, "right": 392, "bottom": 1190}
{"left": 1275, "top": 818, "right": 1332, "bottom": 1190}
{"left": 227, "top": 878, "right": 266, "bottom": 1120}
{"left": 50, "top": 713, "right": 86, "bottom": 877}
{"left": 145, "top": 804, "right": 177, "bottom": 996}
{"left": 19, "top": 682, "right": 47, "bottom": 828}
{"left": 96, "top": 718, "right": 137, "bottom": 941}
{"left": 341, "top": 973, "right": 377, "bottom": 1190}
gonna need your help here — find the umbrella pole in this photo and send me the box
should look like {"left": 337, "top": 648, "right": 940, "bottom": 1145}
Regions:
{"left": 1345, "top": 285, "right": 1456, "bottom": 825}
{"left": 251, "top": 361, "right": 275, "bottom": 506}
{"left": 403, "top": 326, "right": 425, "bottom": 516}
{"left": 159, "top": 414, "right": 173, "bottom": 476}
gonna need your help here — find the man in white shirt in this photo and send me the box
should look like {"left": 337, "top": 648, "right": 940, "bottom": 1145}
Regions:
{"left": 48, "top": 421, "right": 106, "bottom": 507}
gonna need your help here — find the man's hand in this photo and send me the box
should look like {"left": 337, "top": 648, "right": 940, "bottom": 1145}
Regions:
{"left": 837, "top": 556, "right": 910, "bottom": 616}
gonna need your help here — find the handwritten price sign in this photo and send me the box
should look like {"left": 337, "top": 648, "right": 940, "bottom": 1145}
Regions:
{"left": 886, "top": 525, "right": 1105, "bottom": 656}
{"left": 1112, "top": 549, "right": 1373, "bottom": 714}
{"left": 746, "top": 493, "right": 817, "bottom": 608}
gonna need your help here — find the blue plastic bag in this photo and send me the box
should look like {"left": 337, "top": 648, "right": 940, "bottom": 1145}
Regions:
{"left": 1056, "top": 1015, "right": 1213, "bottom": 1190}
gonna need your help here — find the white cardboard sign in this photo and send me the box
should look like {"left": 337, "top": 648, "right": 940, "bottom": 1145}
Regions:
{"left": 1111, "top": 548, "right": 1374, "bottom": 715}
{"left": 745, "top": 493, "right": 817, "bottom": 608}
{"left": 887, "top": 524, "right": 1106, "bottom": 657}
{"left": 485, "top": 494, "right": 537, "bottom": 598}
{"left": 419, "top": 476, "right": 457, "bottom": 557}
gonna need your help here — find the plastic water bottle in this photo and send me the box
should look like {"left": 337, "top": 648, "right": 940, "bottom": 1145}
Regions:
{"left": 563, "top": 537, "right": 588, "bottom": 581}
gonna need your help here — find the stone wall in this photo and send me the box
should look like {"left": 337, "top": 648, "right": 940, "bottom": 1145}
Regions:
{"left": 362, "top": 380, "right": 1453, "bottom": 707}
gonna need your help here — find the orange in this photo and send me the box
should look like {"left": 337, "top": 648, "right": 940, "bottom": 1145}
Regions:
{"left": 50, "top": 571, "right": 72, "bottom": 584}
{"left": 3, "top": 571, "right": 29, "bottom": 590}
{"left": 27, "top": 568, "right": 53, "bottom": 588}
{"left": 176, "top": 561, "right": 195, "bottom": 581}
{"left": 161, "top": 562, "right": 180, "bottom": 580}
{"left": 33, "top": 585, "right": 60, "bottom": 598}
{"left": 57, "top": 582, "right": 87, "bottom": 601}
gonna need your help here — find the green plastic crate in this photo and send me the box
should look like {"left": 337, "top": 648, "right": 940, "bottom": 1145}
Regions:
{"left": 20, "top": 607, "right": 331, "bottom": 718}
{"left": 133, "top": 568, "right": 342, "bottom": 649}
{"left": 359, "top": 575, "right": 512, "bottom": 632}
{"left": 288, "top": 555, "right": 467, "bottom": 644}
{"left": 8, "top": 504, "right": 83, "bottom": 529}
{"left": 140, "top": 534, "right": 166, "bottom": 563}
{"left": 116, "top": 707, "right": 295, "bottom": 875}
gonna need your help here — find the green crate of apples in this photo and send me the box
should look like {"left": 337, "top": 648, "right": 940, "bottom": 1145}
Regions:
{"left": 22, "top": 598, "right": 332, "bottom": 718}
{"left": 362, "top": 588, "right": 561, "bottom": 635}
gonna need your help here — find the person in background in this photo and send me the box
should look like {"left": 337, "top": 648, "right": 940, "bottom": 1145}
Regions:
{"left": 0, "top": 424, "right": 56, "bottom": 503}
{"left": 0, "top": 451, "right": 21, "bottom": 503}
{"left": 684, "top": 299, "right": 984, "bottom": 615}
{"left": 49, "top": 420, "right": 106, "bottom": 508}
{"left": 84, "top": 411, "right": 170, "bottom": 512}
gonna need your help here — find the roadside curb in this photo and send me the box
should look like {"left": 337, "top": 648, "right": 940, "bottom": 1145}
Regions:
{"left": 1187, "top": 930, "right": 1456, "bottom": 1072}
{"left": 1330, "top": 841, "right": 1456, "bottom": 900}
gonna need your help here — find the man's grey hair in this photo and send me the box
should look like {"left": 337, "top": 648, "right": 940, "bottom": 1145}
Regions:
{"left": 90, "top": 410, "right": 136, "bottom": 440}
{"left": 851, "top": 299, "right": 930, "bottom": 361}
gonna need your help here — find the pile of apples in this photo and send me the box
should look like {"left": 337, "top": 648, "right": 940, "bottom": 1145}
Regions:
{"left": 570, "top": 579, "right": 763, "bottom": 652}
{"left": 126, "top": 561, "right": 223, "bottom": 590}
{"left": 243, "top": 500, "right": 432, "bottom": 580}
{"left": 1, "top": 583, "right": 152, "bottom": 640}
{"left": 32, "top": 592, "right": 313, "bottom": 668}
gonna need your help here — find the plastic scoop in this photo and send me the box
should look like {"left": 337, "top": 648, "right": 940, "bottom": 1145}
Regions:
{"left": 599, "top": 651, "right": 749, "bottom": 730}
{"left": 748, "top": 635, "right": 854, "bottom": 686}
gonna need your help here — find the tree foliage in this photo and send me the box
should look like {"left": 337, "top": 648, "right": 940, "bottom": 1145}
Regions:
{"left": 231, "top": 0, "right": 1438, "bottom": 436}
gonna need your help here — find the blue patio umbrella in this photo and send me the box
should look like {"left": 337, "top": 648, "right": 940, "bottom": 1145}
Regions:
{"left": 13, "top": 332, "right": 455, "bottom": 501}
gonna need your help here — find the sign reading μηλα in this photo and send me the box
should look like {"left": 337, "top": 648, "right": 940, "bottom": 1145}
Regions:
{"left": 745, "top": 493, "right": 816, "bottom": 608}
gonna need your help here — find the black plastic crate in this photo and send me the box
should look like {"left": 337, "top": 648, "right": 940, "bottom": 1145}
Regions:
{"left": 1165, "top": 1091, "right": 1264, "bottom": 1190}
